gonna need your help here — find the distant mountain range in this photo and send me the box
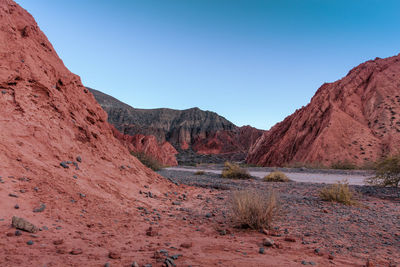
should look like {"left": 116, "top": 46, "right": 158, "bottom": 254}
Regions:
{"left": 89, "top": 88, "right": 264, "bottom": 164}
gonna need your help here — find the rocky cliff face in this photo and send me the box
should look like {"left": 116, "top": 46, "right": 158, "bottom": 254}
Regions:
{"left": 89, "top": 88, "right": 264, "bottom": 161}
{"left": 0, "top": 2, "right": 171, "bottom": 265}
{"left": 111, "top": 125, "right": 178, "bottom": 166}
{"left": 247, "top": 54, "right": 400, "bottom": 167}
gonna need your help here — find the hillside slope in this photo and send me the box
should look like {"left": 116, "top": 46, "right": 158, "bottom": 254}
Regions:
{"left": 247, "top": 54, "right": 400, "bottom": 167}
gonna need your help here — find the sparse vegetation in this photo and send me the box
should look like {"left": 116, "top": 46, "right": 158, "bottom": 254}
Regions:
{"left": 131, "top": 151, "right": 162, "bottom": 171}
{"left": 194, "top": 170, "right": 205, "bottom": 175}
{"left": 230, "top": 189, "right": 278, "bottom": 230}
{"left": 221, "top": 162, "right": 252, "bottom": 179}
{"left": 330, "top": 160, "right": 357, "bottom": 170}
{"left": 320, "top": 181, "right": 355, "bottom": 205}
{"left": 263, "top": 171, "right": 290, "bottom": 182}
{"left": 366, "top": 154, "right": 400, "bottom": 187}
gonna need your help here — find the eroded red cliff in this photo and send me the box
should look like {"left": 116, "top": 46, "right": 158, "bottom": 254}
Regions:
{"left": 247, "top": 54, "right": 400, "bottom": 167}
{"left": 0, "top": 1, "right": 173, "bottom": 265}
{"left": 111, "top": 126, "right": 178, "bottom": 166}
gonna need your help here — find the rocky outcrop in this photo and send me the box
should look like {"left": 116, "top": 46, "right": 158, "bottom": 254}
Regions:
{"left": 111, "top": 125, "right": 178, "bottom": 166}
{"left": 192, "top": 126, "right": 264, "bottom": 156}
{"left": 0, "top": 0, "right": 167, "bottom": 242}
{"left": 89, "top": 88, "right": 264, "bottom": 161}
{"left": 247, "top": 54, "right": 400, "bottom": 167}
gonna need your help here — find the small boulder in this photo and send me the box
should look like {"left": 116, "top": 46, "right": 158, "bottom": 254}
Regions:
{"left": 12, "top": 216, "right": 38, "bottom": 233}
{"left": 108, "top": 251, "right": 121, "bottom": 259}
{"left": 263, "top": 238, "right": 274, "bottom": 247}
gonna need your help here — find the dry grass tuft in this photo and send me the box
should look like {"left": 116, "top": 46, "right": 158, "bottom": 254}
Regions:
{"left": 230, "top": 189, "right": 278, "bottom": 230}
{"left": 320, "top": 181, "right": 355, "bottom": 205}
{"left": 131, "top": 151, "right": 162, "bottom": 171}
{"left": 221, "top": 162, "right": 252, "bottom": 179}
{"left": 366, "top": 154, "right": 400, "bottom": 187}
{"left": 263, "top": 171, "right": 290, "bottom": 182}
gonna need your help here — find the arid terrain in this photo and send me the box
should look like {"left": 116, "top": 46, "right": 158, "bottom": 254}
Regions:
{"left": 1, "top": 1, "right": 399, "bottom": 267}
{"left": 2, "top": 166, "right": 399, "bottom": 266}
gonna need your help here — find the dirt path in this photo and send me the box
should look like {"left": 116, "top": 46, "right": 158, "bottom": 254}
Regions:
{"left": 166, "top": 166, "right": 374, "bottom": 185}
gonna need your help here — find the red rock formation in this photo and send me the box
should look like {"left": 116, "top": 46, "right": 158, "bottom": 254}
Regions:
{"left": 247, "top": 54, "right": 400, "bottom": 167}
{"left": 111, "top": 126, "right": 178, "bottom": 166}
{"left": 0, "top": 0, "right": 170, "bottom": 259}
{"left": 192, "top": 126, "right": 264, "bottom": 156}
{"left": 89, "top": 88, "right": 264, "bottom": 161}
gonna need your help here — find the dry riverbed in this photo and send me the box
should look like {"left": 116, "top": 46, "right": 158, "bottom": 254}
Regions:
{"left": 158, "top": 167, "right": 400, "bottom": 266}
{"left": 166, "top": 165, "right": 375, "bottom": 185}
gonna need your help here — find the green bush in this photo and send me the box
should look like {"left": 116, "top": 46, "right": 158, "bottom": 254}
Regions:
{"left": 366, "top": 154, "right": 400, "bottom": 187}
{"left": 221, "top": 162, "right": 251, "bottom": 179}
{"left": 320, "top": 181, "right": 355, "bottom": 205}
{"left": 230, "top": 189, "right": 278, "bottom": 230}
{"left": 131, "top": 151, "right": 162, "bottom": 171}
{"left": 263, "top": 171, "right": 290, "bottom": 182}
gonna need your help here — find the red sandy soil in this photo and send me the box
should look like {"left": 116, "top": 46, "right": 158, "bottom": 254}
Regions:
{"left": 0, "top": 1, "right": 394, "bottom": 266}
{"left": 111, "top": 125, "right": 178, "bottom": 166}
{"left": 247, "top": 54, "right": 400, "bottom": 167}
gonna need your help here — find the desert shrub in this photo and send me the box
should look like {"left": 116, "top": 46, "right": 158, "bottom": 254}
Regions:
{"left": 221, "top": 162, "right": 251, "bottom": 179}
{"left": 230, "top": 189, "right": 278, "bottom": 230}
{"left": 320, "top": 181, "right": 355, "bottom": 205}
{"left": 263, "top": 171, "right": 290, "bottom": 182}
{"left": 194, "top": 170, "right": 205, "bottom": 175}
{"left": 330, "top": 160, "right": 356, "bottom": 170}
{"left": 131, "top": 151, "right": 162, "bottom": 171}
{"left": 366, "top": 154, "right": 400, "bottom": 187}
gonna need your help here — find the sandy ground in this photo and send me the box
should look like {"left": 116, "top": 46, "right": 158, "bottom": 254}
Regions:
{"left": 166, "top": 166, "right": 374, "bottom": 185}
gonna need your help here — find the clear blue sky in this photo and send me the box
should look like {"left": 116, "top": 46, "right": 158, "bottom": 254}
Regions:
{"left": 16, "top": 0, "right": 400, "bottom": 130}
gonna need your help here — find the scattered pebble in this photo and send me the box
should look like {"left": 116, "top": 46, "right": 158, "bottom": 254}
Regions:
{"left": 60, "top": 162, "right": 69, "bottom": 169}
{"left": 33, "top": 203, "right": 46, "bottom": 213}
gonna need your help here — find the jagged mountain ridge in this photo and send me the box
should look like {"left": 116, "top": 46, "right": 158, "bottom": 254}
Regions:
{"left": 89, "top": 87, "right": 264, "bottom": 160}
